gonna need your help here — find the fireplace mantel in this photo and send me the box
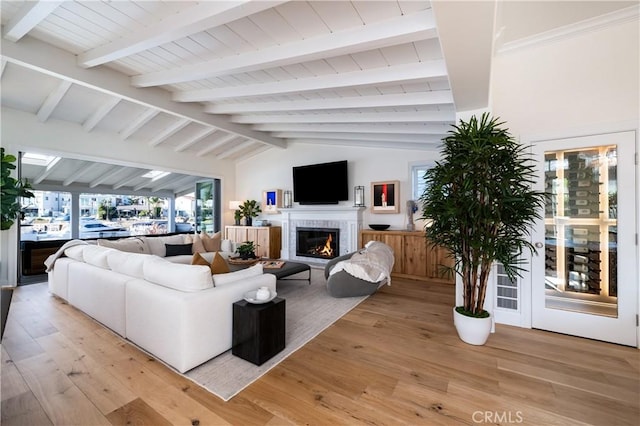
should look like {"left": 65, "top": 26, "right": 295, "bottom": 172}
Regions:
{"left": 280, "top": 207, "right": 365, "bottom": 262}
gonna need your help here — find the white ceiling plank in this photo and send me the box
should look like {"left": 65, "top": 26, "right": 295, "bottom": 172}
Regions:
{"left": 82, "top": 97, "right": 121, "bottom": 132}
{"left": 252, "top": 123, "right": 451, "bottom": 134}
{"left": 132, "top": 10, "right": 436, "bottom": 87}
{"left": 175, "top": 128, "right": 218, "bottom": 152}
{"left": 0, "top": 59, "right": 7, "bottom": 78}
{"left": 152, "top": 174, "right": 192, "bottom": 192}
{"left": 197, "top": 134, "right": 238, "bottom": 157}
{"left": 288, "top": 138, "right": 439, "bottom": 151}
{"left": 233, "top": 110, "right": 455, "bottom": 124}
{"left": 3, "top": 1, "right": 63, "bottom": 42}
{"left": 272, "top": 132, "right": 443, "bottom": 144}
{"left": 148, "top": 118, "right": 190, "bottom": 147}
{"left": 174, "top": 61, "right": 446, "bottom": 102}
{"left": 89, "top": 166, "right": 126, "bottom": 188}
{"left": 63, "top": 161, "right": 94, "bottom": 186}
{"left": 215, "top": 140, "right": 255, "bottom": 159}
{"left": 112, "top": 169, "right": 147, "bottom": 190}
{"left": 1, "top": 35, "right": 286, "bottom": 148}
{"left": 77, "top": 1, "right": 286, "bottom": 68}
{"left": 206, "top": 91, "right": 453, "bottom": 114}
{"left": 33, "top": 157, "right": 62, "bottom": 184}
{"left": 36, "top": 80, "right": 72, "bottom": 122}
{"left": 119, "top": 109, "right": 160, "bottom": 140}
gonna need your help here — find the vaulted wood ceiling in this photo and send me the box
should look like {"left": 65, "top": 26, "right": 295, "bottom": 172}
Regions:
{"left": 1, "top": 0, "right": 635, "bottom": 195}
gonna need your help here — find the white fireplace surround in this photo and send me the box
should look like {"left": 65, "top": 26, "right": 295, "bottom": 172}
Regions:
{"left": 280, "top": 207, "right": 365, "bottom": 264}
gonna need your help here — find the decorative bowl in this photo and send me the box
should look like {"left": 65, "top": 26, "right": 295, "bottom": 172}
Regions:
{"left": 369, "top": 224, "right": 390, "bottom": 231}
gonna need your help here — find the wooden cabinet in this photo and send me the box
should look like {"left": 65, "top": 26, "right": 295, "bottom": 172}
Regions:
{"left": 360, "top": 229, "right": 454, "bottom": 284}
{"left": 225, "top": 226, "right": 282, "bottom": 259}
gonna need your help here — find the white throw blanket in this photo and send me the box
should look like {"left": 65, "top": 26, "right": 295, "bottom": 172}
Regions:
{"left": 44, "top": 239, "right": 89, "bottom": 272}
{"left": 329, "top": 240, "right": 394, "bottom": 285}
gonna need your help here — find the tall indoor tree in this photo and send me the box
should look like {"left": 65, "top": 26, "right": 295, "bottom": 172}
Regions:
{"left": 419, "top": 113, "right": 545, "bottom": 343}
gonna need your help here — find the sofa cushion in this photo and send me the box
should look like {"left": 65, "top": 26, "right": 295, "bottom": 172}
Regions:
{"left": 220, "top": 239, "right": 234, "bottom": 253}
{"left": 200, "top": 231, "right": 221, "bottom": 252}
{"left": 165, "top": 243, "right": 193, "bottom": 257}
{"left": 143, "top": 256, "right": 214, "bottom": 291}
{"left": 97, "top": 237, "right": 147, "bottom": 254}
{"left": 82, "top": 245, "right": 115, "bottom": 270}
{"left": 145, "top": 234, "right": 185, "bottom": 257}
{"left": 184, "top": 234, "right": 206, "bottom": 253}
{"left": 106, "top": 250, "right": 147, "bottom": 279}
{"left": 64, "top": 245, "right": 85, "bottom": 261}
{"left": 213, "top": 263, "right": 263, "bottom": 286}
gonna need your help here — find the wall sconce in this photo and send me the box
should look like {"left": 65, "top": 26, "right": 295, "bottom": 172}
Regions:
{"left": 283, "top": 190, "right": 293, "bottom": 208}
{"left": 354, "top": 186, "right": 365, "bottom": 207}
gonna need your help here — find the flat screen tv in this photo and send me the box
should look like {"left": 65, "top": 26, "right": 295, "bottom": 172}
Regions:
{"left": 293, "top": 160, "right": 348, "bottom": 205}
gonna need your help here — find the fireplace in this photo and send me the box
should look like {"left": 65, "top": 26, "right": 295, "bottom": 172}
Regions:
{"left": 296, "top": 227, "right": 340, "bottom": 260}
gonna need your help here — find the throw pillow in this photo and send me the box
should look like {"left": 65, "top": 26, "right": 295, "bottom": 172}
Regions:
{"left": 200, "top": 231, "right": 222, "bottom": 252}
{"left": 191, "top": 252, "right": 210, "bottom": 267}
{"left": 210, "top": 251, "right": 230, "bottom": 274}
{"left": 165, "top": 243, "right": 193, "bottom": 257}
{"left": 184, "top": 234, "right": 206, "bottom": 253}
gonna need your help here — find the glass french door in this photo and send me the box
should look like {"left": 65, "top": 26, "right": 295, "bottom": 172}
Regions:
{"left": 529, "top": 131, "right": 637, "bottom": 346}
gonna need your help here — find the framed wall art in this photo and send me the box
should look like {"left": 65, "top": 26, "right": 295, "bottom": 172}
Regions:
{"left": 371, "top": 180, "right": 400, "bottom": 213}
{"left": 262, "top": 189, "right": 282, "bottom": 214}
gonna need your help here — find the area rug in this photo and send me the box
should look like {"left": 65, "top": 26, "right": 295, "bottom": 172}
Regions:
{"left": 185, "top": 267, "right": 368, "bottom": 401}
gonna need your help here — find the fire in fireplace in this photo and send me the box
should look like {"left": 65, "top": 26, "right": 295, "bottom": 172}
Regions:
{"left": 296, "top": 227, "right": 340, "bottom": 259}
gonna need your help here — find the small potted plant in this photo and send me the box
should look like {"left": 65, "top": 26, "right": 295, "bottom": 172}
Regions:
{"left": 239, "top": 200, "right": 261, "bottom": 226}
{"left": 233, "top": 209, "right": 242, "bottom": 226}
{"left": 236, "top": 241, "right": 257, "bottom": 260}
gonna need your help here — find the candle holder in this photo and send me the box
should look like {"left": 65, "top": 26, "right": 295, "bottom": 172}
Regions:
{"left": 354, "top": 186, "right": 365, "bottom": 207}
{"left": 283, "top": 190, "right": 293, "bottom": 208}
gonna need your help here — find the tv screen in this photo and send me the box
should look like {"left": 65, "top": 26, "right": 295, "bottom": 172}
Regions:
{"left": 293, "top": 160, "right": 348, "bottom": 205}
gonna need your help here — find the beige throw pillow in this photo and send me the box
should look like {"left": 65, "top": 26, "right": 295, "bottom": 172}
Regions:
{"left": 200, "top": 231, "right": 222, "bottom": 252}
{"left": 184, "top": 234, "right": 206, "bottom": 253}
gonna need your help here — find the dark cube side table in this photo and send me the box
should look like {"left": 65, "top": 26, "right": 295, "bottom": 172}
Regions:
{"left": 232, "top": 297, "right": 285, "bottom": 366}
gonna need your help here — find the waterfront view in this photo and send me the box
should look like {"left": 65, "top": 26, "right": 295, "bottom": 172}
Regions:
{"left": 20, "top": 191, "right": 195, "bottom": 241}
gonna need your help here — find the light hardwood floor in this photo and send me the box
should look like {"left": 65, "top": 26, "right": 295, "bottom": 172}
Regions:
{"left": 1, "top": 278, "right": 638, "bottom": 425}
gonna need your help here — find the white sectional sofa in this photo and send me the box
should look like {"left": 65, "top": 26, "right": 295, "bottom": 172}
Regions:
{"left": 47, "top": 239, "right": 276, "bottom": 373}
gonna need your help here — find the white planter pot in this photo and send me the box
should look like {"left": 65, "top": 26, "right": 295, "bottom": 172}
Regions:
{"left": 453, "top": 307, "right": 492, "bottom": 345}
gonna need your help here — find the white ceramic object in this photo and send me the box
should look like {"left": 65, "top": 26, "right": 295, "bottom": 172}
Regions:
{"left": 452, "top": 307, "right": 492, "bottom": 345}
{"left": 256, "top": 286, "right": 270, "bottom": 301}
{"left": 244, "top": 290, "right": 277, "bottom": 304}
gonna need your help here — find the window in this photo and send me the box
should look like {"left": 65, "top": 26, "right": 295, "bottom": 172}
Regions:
{"left": 410, "top": 162, "right": 433, "bottom": 201}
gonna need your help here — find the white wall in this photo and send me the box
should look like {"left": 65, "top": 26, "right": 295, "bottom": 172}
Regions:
{"left": 491, "top": 20, "right": 638, "bottom": 137}
{"left": 234, "top": 143, "right": 441, "bottom": 230}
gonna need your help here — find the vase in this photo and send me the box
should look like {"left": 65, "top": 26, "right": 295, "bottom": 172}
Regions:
{"left": 452, "top": 307, "right": 492, "bottom": 345}
{"left": 245, "top": 217, "right": 252, "bottom": 226}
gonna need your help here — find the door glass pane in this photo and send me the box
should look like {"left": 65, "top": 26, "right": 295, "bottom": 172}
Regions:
{"left": 544, "top": 146, "right": 617, "bottom": 317}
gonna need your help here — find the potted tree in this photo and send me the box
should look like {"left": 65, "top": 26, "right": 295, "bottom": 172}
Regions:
{"left": 239, "top": 200, "right": 261, "bottom": 226}
{"left": 419, "top": 113, "right": 545, "bottom": 345}
{"left": 1, "top": 148, "right": 35, "bottom": 340}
